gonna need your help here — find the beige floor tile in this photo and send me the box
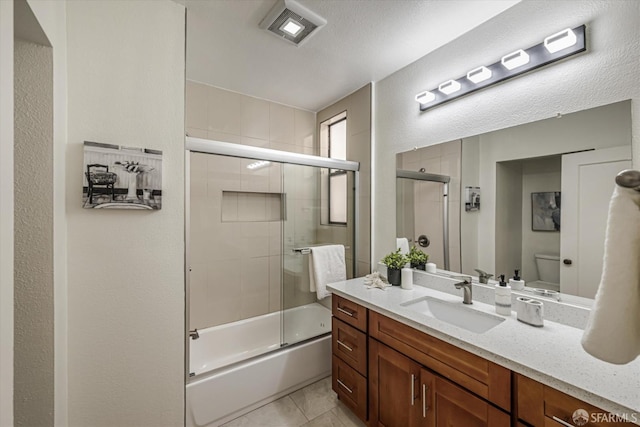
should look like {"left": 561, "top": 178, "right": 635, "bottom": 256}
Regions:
{"left": 330, "top": 401, "right": 366, "bottom": 427}
{"left": 290, "top": 377, "right": 338, "bottom": 420}
{"left": 242, "top": 396, "right": 308, "bottom": 427}
{"left": 302, "top": 410, "right": 345, "bottom": 427}
{"left": 221, "top": 415, "right": 254, "bottom": 427}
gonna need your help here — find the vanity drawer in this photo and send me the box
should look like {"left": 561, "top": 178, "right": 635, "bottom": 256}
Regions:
{"left": 516, "top": 373, "right": 635, "bottom": 426}
{"left": 332, "top": 354, "right": 367, "bottom": 423}
{"left": 369, "top": 311, "right": 511, "bottom": 411}
{"left": 332, "top": 317, "right": 367, "bottom": 376}
{"left": 333, "top": 295, "right": 367, "bottom": 332}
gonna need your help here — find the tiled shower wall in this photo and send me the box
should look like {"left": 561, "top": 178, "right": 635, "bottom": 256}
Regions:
{"left": 398, "top": 140, "right": 462, "bottom": 272}
{"left": 187, "top": 81, "right": 317, "bottom": 329}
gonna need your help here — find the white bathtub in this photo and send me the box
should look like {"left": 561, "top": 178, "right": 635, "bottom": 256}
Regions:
{"left": 187, "top": 303, "right": 332, "bottom": 427}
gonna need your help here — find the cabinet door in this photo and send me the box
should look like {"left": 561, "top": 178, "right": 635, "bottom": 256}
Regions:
{"left": 425, "top": 368, "right": 510, "bottom": 427}
{"left": 369, "top": 339, "right": 421, "bottom": 427}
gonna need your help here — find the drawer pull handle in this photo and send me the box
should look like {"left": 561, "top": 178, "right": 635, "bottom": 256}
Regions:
{"left": 337, "top": 339, "right": 353, "bottom": 352}
{"left": 410, "top": 374, "right": 415, "bottom": 406}
{"left": 422, "top": 383, "right": 428, "bottom": 417}
{"left": 551, "top": 416, "right": 574, "bottom": 427}
{"left": 337, "top": 306, "right": 355, "bottom": 317}
{"left": 336, "top": 379, "right": 353, "bottom": 394}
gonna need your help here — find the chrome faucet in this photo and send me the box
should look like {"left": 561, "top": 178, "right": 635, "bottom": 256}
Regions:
{"left": 454, "top": 277, "right": 473, "bottom": 305}
{"left": 189, "top": 329, "right": 199, "bottom": 340}
{"left": 474, "top": 268, "right": 493, "bottom": 284}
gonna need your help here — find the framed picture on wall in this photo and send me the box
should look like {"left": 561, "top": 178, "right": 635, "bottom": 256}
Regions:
{"left": 464, "top": 186, "right": 480, "bottom": 212}
{"left": 531, "top": 191, "right": 560, "bottom": 231}
{"left": 82, "top": 141, "right": 162, "bottom": 210}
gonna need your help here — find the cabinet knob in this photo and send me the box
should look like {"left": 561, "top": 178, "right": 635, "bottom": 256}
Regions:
{"left": 563, "top": 259, "right": 573, "bottom": 265}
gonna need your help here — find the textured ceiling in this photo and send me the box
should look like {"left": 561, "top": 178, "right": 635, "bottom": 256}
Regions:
{"left": 185, "top": 0, "right": 520, "bottom": 112}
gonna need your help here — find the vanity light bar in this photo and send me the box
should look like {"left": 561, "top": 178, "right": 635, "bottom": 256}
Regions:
{"left": 501, "top": 49, "right": 530, "bottom": 70}
{"left": 544, "top": 28, "right": 577, "bottom": 53}
{"left": 415, "top": 91, "right": 435, "bottom": 104}
{"left": 466, "top": 66, "right": 492, "bottom": 84}
{"left": 438, "top": 80, "right": 461, "bottom": 95}
{"left": 415, "top": 25, "right": 586, "bottom": 112}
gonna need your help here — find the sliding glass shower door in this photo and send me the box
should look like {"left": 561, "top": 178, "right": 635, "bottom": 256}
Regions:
{"left": 281, "top": 163, "right": 356, "bottom": 346}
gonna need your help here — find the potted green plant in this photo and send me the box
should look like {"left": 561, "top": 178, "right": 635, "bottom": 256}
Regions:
{"left": 407, "top": 245, "right": 429, "bottom": 270}
{"left": 381, "top": 249, "right": 407, "bottom": 286}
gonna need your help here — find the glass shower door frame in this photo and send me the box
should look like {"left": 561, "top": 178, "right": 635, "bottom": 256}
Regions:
{"left": 185, "top": 137, "right": 359, "bottom": 368}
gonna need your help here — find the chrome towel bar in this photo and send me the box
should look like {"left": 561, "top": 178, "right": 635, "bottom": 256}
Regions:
{"left": 292, "top": 245, "right": 350, "bottom": 254}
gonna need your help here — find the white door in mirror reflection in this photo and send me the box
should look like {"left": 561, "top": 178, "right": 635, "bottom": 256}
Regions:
{"left": 561, "top": 146, "right": 632, "bottom": 298}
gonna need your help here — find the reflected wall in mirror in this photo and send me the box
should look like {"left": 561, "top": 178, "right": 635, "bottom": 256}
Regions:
{"left": 397, "top": 100, "right": 632, "bottom": 299}
{"left": 396, "top": 140, "right": 461, "bottom": 272}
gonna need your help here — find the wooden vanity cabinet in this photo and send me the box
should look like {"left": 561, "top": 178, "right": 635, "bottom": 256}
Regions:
{"left": 368, "top": 311, "right": 511, "bottom": 412}
{"left": 331, "top": 295, "right": 369, "bottom": 423}
{"left": 368, "top": 316, "right": 510, "bottom": 427}
{"left": 515, "top": 373, "right": 635, "bottom": 427}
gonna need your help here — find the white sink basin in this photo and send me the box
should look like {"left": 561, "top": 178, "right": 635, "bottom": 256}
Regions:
{"left": 400, "top": 296, "right": 505, "bottom": 334}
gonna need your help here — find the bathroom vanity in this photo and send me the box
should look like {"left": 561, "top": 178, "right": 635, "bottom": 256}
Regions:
{"left": 328, "top": 276, "right": 639, "bottom": 426}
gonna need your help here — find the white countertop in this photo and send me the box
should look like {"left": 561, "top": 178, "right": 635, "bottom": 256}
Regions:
{"left": 327, "top": 277, "right": 640, "bottom": 423}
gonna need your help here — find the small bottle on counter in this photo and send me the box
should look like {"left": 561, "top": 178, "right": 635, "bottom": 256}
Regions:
{"left": 495, "top": 274, "right": 512, "bottom": 316}
{"left": 509, "top": 269, "right": 525, "bottom": 291}
{"left": 401, "top": 267, "right": 413, "bottom": 290}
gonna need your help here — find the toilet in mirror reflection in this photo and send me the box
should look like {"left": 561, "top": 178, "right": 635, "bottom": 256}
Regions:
{"left": 530, "top": 253, "right": 560, "bottom": 291}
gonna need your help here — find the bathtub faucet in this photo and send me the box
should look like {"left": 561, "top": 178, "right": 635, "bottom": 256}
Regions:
{"left": 189, "top": 329, "right": 199, "bottom": 340}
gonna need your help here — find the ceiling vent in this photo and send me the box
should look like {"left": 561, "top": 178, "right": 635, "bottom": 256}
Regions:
{"left": 259, "top": 0, "right": 327, "bottom": 46}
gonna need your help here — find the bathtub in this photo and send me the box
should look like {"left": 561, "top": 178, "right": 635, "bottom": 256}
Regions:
{"left": 186, "top": 303, "right": 332, "bottom": 427}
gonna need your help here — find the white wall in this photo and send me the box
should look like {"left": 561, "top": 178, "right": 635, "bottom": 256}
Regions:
{"left": 469, "top": 100, "right": 631, "bottom": 277}
{"left": 0, "top": 1, "right": 14, "bottom": 424}
{"left": 317, "top": 84, "right": 372, "bottom": 275}
{"left": 66, "top": 1, "right": 185, "bottom": 426}
{"left": 520, "top": 157, "right": 562, "bottom": 282}
{"left": 14, "top": 37, "right": 55, "bottom": 427}
{"left": 21, "top": 0, "right": 69, "bottom": 423}
{"left": 373, "top": 0, "right": 640, "bottom": 263}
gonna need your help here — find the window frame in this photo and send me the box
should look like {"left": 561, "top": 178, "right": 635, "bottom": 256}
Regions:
{"left": 327, "top": 117, "right": 348, "bottom": 225}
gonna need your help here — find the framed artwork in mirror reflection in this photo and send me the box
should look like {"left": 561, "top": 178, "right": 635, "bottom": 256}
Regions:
{"left": 531, "top": 191, "right": 560, "bottom": 231}
{"left": 464, "top": 186, "right": 480, "bottom": 212}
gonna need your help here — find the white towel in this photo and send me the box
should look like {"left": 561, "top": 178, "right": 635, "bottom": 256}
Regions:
{"left": 396, "top": 238, "right": 411, "bottom": 268}
{"left": 396, "top": 238, "right": 410, "bottom": 255}
{"left": 581, "top": 186, "right": 640, "bottom": 364}
{"left": 309, "top": 245, "right": 346, "bottom": 300}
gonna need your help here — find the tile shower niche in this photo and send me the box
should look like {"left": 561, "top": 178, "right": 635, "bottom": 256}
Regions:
{"left": 221, "top": 191, "right": 284, "bottom": 222}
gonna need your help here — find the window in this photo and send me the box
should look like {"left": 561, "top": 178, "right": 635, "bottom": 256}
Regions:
{"left": 320, "top": 112, "right": 348, "bottom": 225}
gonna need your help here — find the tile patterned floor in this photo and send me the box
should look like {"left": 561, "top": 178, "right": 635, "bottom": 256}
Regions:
{"left": 221, "top": 376, "right": 366, "bottom": 427}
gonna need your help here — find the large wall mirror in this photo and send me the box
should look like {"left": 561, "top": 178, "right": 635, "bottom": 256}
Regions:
{"left": 396, "top": 100, "right": 632, "bottom": 300}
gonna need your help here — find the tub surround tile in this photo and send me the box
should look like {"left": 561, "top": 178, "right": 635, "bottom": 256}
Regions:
{"left": 241, "top": 96, "right": 270, "bottom": 140}
{"left": 270, "top": 103, "right": 295, "bottom": 145}
{"left": 186, "top": 127, "right": 208, "bottom": 139}
{"left": 240, "top": 292, "right": 270, "bottom": 319}
{"left": 241, "top": 136, "right": 269, "bottom": 148}
{"left": 207, "top": 130, "right": 243, "bottom": 145}
{"left": 186, "top": 81, "right": 208, "bottom": 130}
{"left": 208, "top": 85, "right": 242, "bottom": 135}
{"left": 294, "top": 109, "right": 315, "bottom": 148}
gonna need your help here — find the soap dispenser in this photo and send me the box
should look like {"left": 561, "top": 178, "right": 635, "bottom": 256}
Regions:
{"left": 495, "top": 274, "right": 512, "bottom": 316}
{"left": 509, "top": 269, "right": 525, "bottom": 291}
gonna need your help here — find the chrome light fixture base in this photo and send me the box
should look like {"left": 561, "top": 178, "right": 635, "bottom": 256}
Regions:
{"left": 416, "top": 25, "right": 586, "bottom": 112}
